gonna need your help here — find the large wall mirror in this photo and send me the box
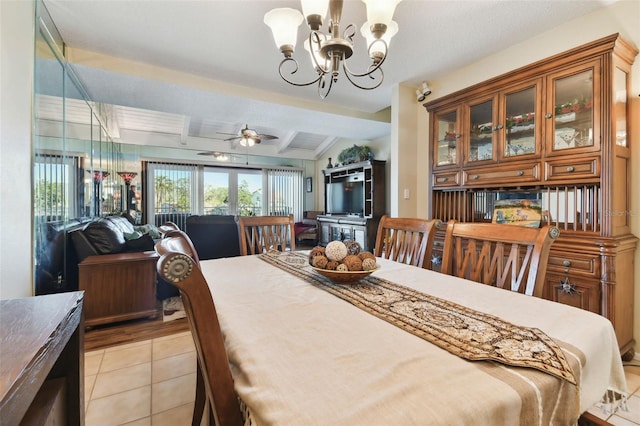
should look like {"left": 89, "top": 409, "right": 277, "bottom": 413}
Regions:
{"left": 33, "top": 0, "right": 132, "bottom": 295}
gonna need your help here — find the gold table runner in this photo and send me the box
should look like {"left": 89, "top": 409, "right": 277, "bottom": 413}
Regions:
{"left": 259, "top": 251, "right": 576, "bottom": 385}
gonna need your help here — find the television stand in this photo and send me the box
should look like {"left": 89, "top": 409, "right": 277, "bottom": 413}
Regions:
{"left": 319, "top": 160, "right": 386, "bottom": 251}
{"left": 317, "top": 215, "right": 379, "bottom": 252}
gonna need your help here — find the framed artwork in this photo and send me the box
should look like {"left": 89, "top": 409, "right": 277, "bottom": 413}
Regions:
{"left": 305, "top": 177, "right": 313, "bottom": 193}
{"left": 492, "top": 199, "right": 542, "bottom": 228}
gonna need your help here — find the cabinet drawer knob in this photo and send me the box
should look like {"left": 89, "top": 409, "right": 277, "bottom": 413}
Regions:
{"left": 471, "top": 175, "right": 479, "bottom": 180}
{"left": 566, "top": 166, "right": 575, "bottom": 172}
{"left": 545, "top": 113, "right": 553, "bottom": 119}
{"left": 517, "top": 170, "right": 524, "bottom": 176}
{"left": 439, "top": 177, "right": 448, "bottom": 182}
{"left": 562, "top": 260, "right": 571, "bottom": 267}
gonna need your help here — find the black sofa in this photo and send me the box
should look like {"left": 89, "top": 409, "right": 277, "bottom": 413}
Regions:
{"left": 36, "top": 215, "right": 165, "bottom": 296}
{"left": 185, "top": 215, "right": 241, "bottom": 260}
{"left": 35, "top": 217, "right": 93, "bottom": 295}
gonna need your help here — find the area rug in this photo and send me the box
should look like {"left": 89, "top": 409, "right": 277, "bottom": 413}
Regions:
{"left": 162, "top": 296, "right": 186, "bottom": 322}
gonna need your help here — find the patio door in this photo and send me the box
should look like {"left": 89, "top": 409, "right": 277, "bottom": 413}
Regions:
{"left": 203, "top": 168, "right": 263, "bottom": 216}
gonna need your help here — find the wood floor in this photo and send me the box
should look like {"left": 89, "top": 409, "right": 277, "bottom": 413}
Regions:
{"left": 84, "top": 316, "right": 189, "bottom": 352}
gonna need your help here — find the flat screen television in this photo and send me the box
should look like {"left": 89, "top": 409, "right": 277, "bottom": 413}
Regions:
{"left": 327, "top": 174, "right": 364, "bottom": 216}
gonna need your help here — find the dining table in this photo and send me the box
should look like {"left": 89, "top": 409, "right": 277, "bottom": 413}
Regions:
{"left": 198, "top": 251, "right": 627, "bottom": 425}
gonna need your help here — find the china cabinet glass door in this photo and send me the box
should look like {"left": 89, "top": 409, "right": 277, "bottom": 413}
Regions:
{"left": 547, "top": 60, "right": 600, "bottom": 154}
{"left": 466, "top": 95, "right": 497, "bottom": 164}
{"left": 502, "top": 81, "right": 541, "bottom": 159}
{"left": 433, "top": 107, "right": 460, "bottom": 167}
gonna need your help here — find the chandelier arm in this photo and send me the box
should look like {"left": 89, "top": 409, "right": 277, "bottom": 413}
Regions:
{"left": 308, "top": 32, "right": 330, "bottom": 74}
{"left": 343, "top": 23, "right": 356, "bottom": 45}
{"left": 343, "top": 65, "right": 384, "bottom": 90}
{"left": 342, "top": 38, "right": 388, "bottom": 79}
{"left": 278, "top": 57, "right": 323, "bottom": 87}
{"left": 317, "top": 73, "right": 334, "bottom": 99}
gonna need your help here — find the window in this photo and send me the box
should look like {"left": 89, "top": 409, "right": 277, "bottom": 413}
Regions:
{"left": 146, "top": 163, "right": 196, "bottom": 229}
{"left": 34, "top": 154, "right": 78, "bottom": 220}
{"left": 146, "top": 162, "right": 303, "bottom": 228}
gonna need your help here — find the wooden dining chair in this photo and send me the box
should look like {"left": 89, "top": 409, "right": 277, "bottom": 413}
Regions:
{"left": 156, "top": 231, "right": 244, "bottom": 426}
{"left": 238, "top": 214, "right": 296, "bottom": 255}
{"left": 440, "top": 220, "right": 560, "bottom": 297}
{"left": 374, "top": 215, "right": 441, "bottom": 269}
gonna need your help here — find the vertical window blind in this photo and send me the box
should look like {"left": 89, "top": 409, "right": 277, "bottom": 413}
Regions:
{"left": 146, "top": 162, "right": 197, "bottom": 229}
{"left": 34, "top": 154, "right": 78, "bottom": 220}
{"left": 266, "top": 168, "right": 303, "bottom": 222}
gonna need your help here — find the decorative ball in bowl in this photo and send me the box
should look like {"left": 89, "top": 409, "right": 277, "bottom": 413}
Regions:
{"left": 308, "top": 240, "right": 379, "bottom": 284}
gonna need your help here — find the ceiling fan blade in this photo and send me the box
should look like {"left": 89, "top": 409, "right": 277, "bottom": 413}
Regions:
{"left": 257, "top": 134, "right": 278, "bottom": 140}
{"left": 223, "top": 135, "right": 243, "bottom": 142}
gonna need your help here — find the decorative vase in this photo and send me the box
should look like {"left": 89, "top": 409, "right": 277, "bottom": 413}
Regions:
{"left": 327, "top": 157, "right": 333, "bottom": 168}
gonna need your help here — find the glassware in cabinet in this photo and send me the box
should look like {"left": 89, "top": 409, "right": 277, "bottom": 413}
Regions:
{"left": 502, "top": 82, "right": 541, "bottom": 159}
{"left": 466, "top": 95, "right": 496, "bottom": 164}
{"left": 546, "top": 61, "right": 601, "bottom": 154}
{"left": 433, "top": 107, "right": 460, "bottom": 167}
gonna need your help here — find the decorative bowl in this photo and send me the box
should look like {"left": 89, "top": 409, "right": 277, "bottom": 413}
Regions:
{"left": 312, "top": 267, "right": 378, "bottom": 284}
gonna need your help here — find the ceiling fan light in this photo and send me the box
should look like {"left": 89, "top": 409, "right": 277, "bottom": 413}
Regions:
{"left": 240, "top": 137, "right": 255, "bottom": 147}
{"left": 264, "top": 8, "right": 304, "bottom": 55}
{"left": 300, "top": 0, "right": 329, "bottom": 30}
{"left": 362, "top": 0, "right": 402, "bottom": 27}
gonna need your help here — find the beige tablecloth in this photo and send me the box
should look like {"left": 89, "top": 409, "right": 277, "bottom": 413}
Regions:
{"left": 200, "top": 255, "right": 627, "bottom": 425}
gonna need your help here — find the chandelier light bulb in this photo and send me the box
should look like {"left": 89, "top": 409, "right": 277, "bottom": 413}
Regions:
{"left": 300, "top": 0, "right": 329, "bottom": 30}
{"left": 360, "top": 20, "right": 398, "bottom": 57}
{"left": 362, "top": 0, "right": 402, "bottom": 27}
{"left": 264, "top": 8, "right": 303, "bottom": 56}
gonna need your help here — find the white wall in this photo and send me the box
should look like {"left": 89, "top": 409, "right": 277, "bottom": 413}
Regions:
{"left": 409, "top": 0, "right": 640, "bottom": 352}
{"left": 0, "top": 1, "right": 35, "bottom": 299}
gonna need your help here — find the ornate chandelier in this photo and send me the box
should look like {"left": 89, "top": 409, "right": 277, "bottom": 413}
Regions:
{"left": 264, "top": 0, "right": 402, "bottom": 99}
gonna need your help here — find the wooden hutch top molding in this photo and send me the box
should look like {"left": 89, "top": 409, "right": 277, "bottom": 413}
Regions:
{"left": 423, "top": 33, "right": 637, "bottom": 112}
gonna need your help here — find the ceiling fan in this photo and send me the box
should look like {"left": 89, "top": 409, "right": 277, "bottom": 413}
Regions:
{"left": 218, "top": 124, "right": 278, "bottom": 147}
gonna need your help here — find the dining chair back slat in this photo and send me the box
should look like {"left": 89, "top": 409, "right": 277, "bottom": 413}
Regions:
{"left": 374, "top": 216, "right": 441, "bottom": 269}
{"left": 156, "top": 232, "right": 243, "bottom": 426}
{"left": 238, "top": 214, "right": 296, "bottom": 255}
{"left": 440, "top": 220, "right": 559, "bottom": 297}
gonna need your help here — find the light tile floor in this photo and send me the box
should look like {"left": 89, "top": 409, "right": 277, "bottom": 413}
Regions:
{"left": 85, "top": 331, "right": 640, "bottom": 425}
{"left": 85, "top": 331, "right": 198, "bottom": 425}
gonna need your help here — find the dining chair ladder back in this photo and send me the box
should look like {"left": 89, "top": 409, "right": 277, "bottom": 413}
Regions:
{"left": 156, "top": 243, "right": 243, "bottom": 426}
{"left": 238, "top": 214, "right": 296, "bottom": 255}
{"left": 374, "top": 215, "right": 441, "bottom": 269}
{"left": 440, "top": 220, "right": 560, "bottom": 297}
{"left": 156, "top": 231, "right": 234, "bottom": 426}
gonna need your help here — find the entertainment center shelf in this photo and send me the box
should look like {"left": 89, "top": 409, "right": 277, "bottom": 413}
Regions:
{"left": 424, "top": 34, "right": 638, "bottom": 359}
{"left": 318, "top": 160, "right": 386, "bottom": 251}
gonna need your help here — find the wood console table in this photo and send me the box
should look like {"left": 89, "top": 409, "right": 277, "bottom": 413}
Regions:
{"left": 0, "top": 292, "right": 84, "bottom": 425}
{"left": 79, "top": 251, "right": 159, "bottom": 327}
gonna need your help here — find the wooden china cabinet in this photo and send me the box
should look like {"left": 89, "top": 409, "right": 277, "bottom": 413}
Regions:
{"left": 425, "top": 34, "right": 638, "bottom": 359}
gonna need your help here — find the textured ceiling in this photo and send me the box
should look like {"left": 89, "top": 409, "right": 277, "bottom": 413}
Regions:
{"left": 41, "top": 0, "right": 614, "bottom": 160}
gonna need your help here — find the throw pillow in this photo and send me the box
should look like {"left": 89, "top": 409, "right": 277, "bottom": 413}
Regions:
{"left": 124, "top": 231, "right": 143, "bottom": 240}
{"left": 134, "top": 224, "right": 162, "bottom": 239}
